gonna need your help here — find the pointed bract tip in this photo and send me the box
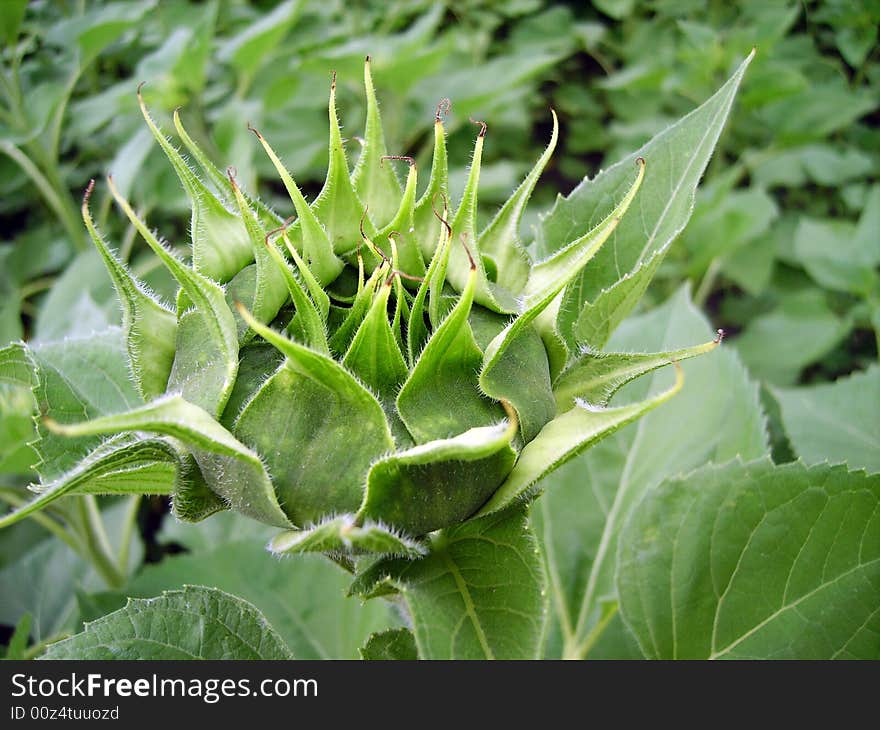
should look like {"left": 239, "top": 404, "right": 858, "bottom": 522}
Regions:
{"left": 435, "top": 97, "right": 451, "bottom": 122}
{"left": 330, "top": 69, "right": 337, "bottom": 90}
{"left": 136, "top": 81, "right": 146, "bottom": 97}
{"left": 226, "top": 166, "right": 238, "bottom": 187}
{"left": 83, "top": 179, "right": 96, "bottom": 207}
{"left": 246, "top": 122, "right": 263, "bottom": 140}
{"left": 365, "top": 54, "right": 372, "bottom": 64}
{"left": 470, "top": 117, "right": 487, "bottom": 137}
{"left": 715, "top": 328, "right": 725, "bottom": 344}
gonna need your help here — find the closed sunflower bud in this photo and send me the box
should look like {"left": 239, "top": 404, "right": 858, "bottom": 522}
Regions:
{"left": 0, "top": 57, "right": 721, "bottom": 560}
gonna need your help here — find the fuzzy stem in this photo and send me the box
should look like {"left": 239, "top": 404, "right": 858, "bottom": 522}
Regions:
{"left": 75, "top": 496, "right": 126, "bottom": 590}
{"left": 116, "top": 495, "right": 142, "bottom": 575}
{"left": 564, "top": 603, "right": 619, "bottom": 660}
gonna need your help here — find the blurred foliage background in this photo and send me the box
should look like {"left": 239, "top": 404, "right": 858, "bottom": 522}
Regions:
{"left": 0, "top": 0, "right": 877, "bottom": 654}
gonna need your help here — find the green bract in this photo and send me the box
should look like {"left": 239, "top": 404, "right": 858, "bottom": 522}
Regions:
{"left": 0, "top": 58, "right": 722, "bottom": 560}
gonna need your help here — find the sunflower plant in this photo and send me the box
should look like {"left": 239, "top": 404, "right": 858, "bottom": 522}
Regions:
{"left": 0, "top": 53, "right": 760, "bottom": 659}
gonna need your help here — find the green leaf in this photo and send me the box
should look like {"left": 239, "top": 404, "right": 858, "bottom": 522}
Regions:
{"left": 46, "top": 1, "right": 155, "bottom": 67}
{"left": 130, "top": 517, "right": 398, "bottom": 659}
{"left": 29, "top": 330, "right": 142, "bottom": 481}
{"left": 572, "top": 252, "right": 663, "bottom": 348}
{"left": 47, "top": 394, "right": 291, "bottom": 529}
{"left": 0, "top": 437, "right": 178, "bottom": 529}
{"left": 359, "top": 417, "right": 518, "bottom": 536}
{"left": 360, "top": 628, "right": 418, "bottom": 660}
{"left": 4, "top": 613, "right": 31, "bottom": 660}
{"left": 773, "top": 366, "right": 880, "bottom": 474}
{"left": 352, "top": 58, "right": 402, "bottom": 226}
{"left": 82, "top": 185, "right": 176, "bottom": 400}
{"left": 218, "top": 0, "right": 302, "bottom": 80}
{"left": 0, "top": 342, "right": 38, "bottom": 475}
{"left": 538, "top": 51, "right": 754, "bottom": 348}
{"left": 398, "top": 267, "right": 504, "bottom": 443}
{"left": 534, "top": 286, "right": 768, "bottom": 658}
{"left": 618, "top": 460, "right": 880, "bottom": 659}
{"left": 0, "top": 501, "right": 144, "bottom": 642}
{"left": 0, "top": 0, "right": 27, "bottom": 45}
{"left": 41, "top": 586, "right": 294, "bottom": 659}
{"left": 757, "top": 79, "right": 877, "bottom": 144}
{"left": 794, "top": 188, "right": 880, "bottom": 296}
{"left": 734, "top": 290, "right": 852, "bottom": 386}
{"left": 234, "top": 309, "right": 394, "bottom": 526}
{"left": 34, "top": 250, "right": 117, "bottom": 342}
{"left": 0, "top": 537, "right": 94, "bottom": 642}
{"left": 361, "top": 508, "right": 546, "bottom": 659}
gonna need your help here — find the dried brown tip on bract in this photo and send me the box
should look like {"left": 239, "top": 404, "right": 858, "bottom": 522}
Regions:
{"left": 264, "top": 215, "right": 296, "bottom": 246}
{"left": 365, "top": 54, "right": 371, "bottom": 63}
{"left": 246, "top": 122, "right": 263, "bottom": 140}
{"left": 380, "top": 155, "right": 415, "bottom": 167}
{"left": 396, "top": 270, "right": 425, "bottom": 283}
{"left": 233, "top": 301, "right": 253, "bottom": 320}
{"left": 226, "top": 166, "right": 238, "bottom": 187}
{"left": 136, "top": 81, "right": 146, "bottom": 97}
{"left": 431, "top": 192, "right": 452, "bottom": 237}
{"left": 459, "top": 233, "right": 476, "bottom": 270}
{"left": 435, "top": 97, "right": 451, "bottom": 122}
{"left": 330, "top": 70, "right": 337, "bottom": 89}
{"left": 470, "top": 117, "right": 487, "bottom": 137}
{"left": 83, "top": 179, "right": 96, "bottom": 206}
{"left": 636, "top": 156, "right": 646, "bottom": 167}
{"left": 715, "top": 328, "right": 725, "bottom": 344}
{"left": 499, "top": 399, "right": 519, "bottom": 433}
